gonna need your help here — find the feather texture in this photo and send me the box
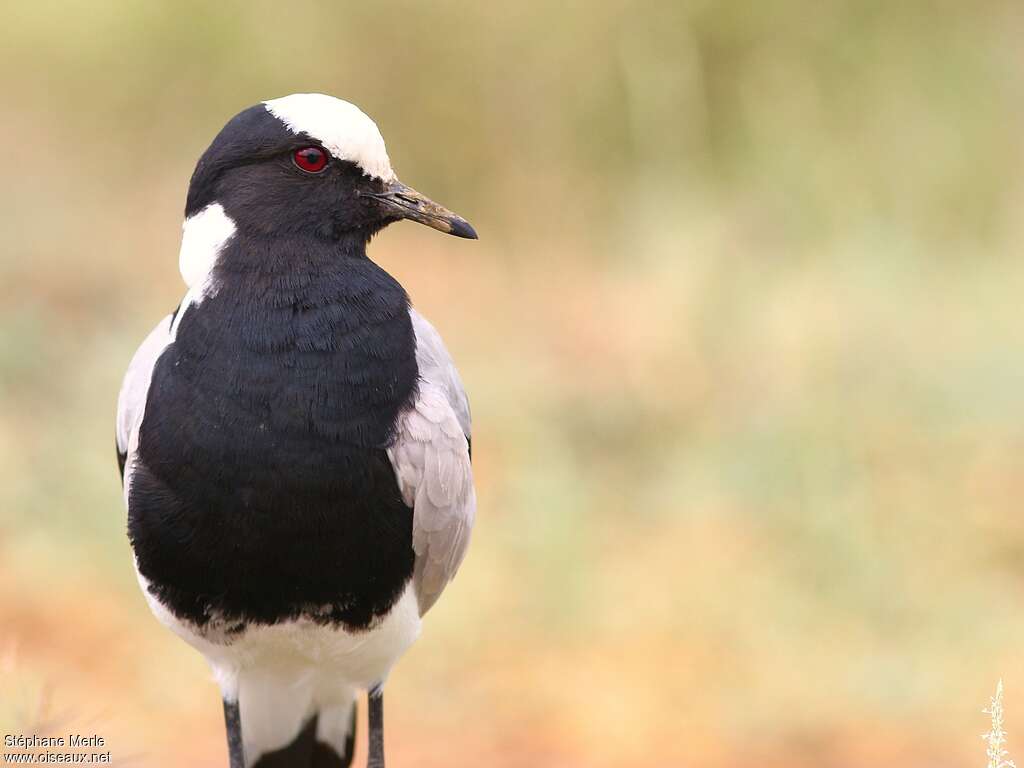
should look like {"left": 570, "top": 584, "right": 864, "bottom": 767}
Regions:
{"left": 389, "top": 311, "right": 475, "bottom": 615}
{"left": 115, "top": 314, "right": 173, "bottom": 491}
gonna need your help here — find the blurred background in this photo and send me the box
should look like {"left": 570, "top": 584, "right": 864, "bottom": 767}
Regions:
{"left": 2, "top": 1, "right": 1024, "bottom": 765}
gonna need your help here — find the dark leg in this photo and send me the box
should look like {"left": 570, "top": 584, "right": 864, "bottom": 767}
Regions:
{"left": 367, "top": 685, "right": 385, "bottom": 768}
{"left": 223, "top": 698, "right": 245, "bottom": 768}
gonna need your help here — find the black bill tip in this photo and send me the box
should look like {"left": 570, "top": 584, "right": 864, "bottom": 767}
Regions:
{"left": 449, "top": 218, "right": 478, "bottom": 240}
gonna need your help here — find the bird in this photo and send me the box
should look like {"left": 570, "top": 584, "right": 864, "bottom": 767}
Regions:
{"left": 115, "top": 93, "right": 477, "bottom": 768}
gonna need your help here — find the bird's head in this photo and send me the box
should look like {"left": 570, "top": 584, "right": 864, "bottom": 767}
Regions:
{"left": 178, "top": 93, "right": 476, "bottom": 287}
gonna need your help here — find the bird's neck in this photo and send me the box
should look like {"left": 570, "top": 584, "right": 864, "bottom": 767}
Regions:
{"left": 208, "top": 231, "right": 391, "bottom": 311}
{"left": 172, "top": 229, "right": 419, "bottom": 445}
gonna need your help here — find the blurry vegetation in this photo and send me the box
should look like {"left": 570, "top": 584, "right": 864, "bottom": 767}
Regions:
{"left": 3, "top": 1, "right": 1024, "bottom": 766}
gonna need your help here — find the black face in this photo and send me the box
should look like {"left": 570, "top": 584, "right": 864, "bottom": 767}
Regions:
{"left": 184, "top": 105, "right": 397, "bottom": 241}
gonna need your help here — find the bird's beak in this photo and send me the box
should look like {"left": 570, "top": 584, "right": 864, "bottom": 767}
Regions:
{"left": 366, "top": 181, "right": 478, "bottom": 239}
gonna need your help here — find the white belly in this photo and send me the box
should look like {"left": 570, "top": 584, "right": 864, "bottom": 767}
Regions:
{"left": 138, "top": 567, "right": 421, "bottom": 762}
{"left": 136, "top": 566, "right": 422, "bottom": 700}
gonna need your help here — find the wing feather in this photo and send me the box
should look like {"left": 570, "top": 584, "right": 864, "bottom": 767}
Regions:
{"left": 408, "top": 309, "right": 471, "bottom": 441}
{"left": 116, "top": 315, "right": 173, "bottom": 490}
{"left": 389, "top": 310, "right": 475, "bottom": 616}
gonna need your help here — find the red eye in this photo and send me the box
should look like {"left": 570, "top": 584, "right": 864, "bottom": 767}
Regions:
{"left": 293, "top": 146, "right": 328, "bottom": 173}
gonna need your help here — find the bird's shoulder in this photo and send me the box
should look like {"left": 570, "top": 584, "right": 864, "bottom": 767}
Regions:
{"left": 390, "top": 308, "right": 476, "bottom": 616}
{"left": 116, "top": 313, "right": 174, "bottom": 479}
{"left": 409, "top": 308, "right": 471, "bottom": 442}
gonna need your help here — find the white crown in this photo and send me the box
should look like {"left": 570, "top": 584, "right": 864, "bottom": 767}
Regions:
{"left": 264, "top": 93, "right": 396, "bottom": 182}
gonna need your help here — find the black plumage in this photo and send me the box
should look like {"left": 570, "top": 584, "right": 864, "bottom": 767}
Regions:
{"left": 128, "top": 230, "right": 419, "bottom": 629}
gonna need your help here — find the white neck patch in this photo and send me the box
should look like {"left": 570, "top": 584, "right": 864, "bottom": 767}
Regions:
{"left": 172, "top": 203, "right": 236, "bottom": 338}
{"left": 179, "top": 202, "right": 237, "bottom": 289}
{"left": 263, "top": 93, "right": 396, "bottom": 182}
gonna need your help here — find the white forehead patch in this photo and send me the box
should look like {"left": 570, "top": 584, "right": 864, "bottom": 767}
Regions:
{"left": 263, "top": 93, "right": 396, "bottom": 182}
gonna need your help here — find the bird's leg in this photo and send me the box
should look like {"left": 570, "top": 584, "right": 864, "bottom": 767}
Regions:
{"left": 222, "top": 698, "right": 245, "bottom": 768}
{"left": 367, "top": 684, "right": 385, "bottom": 768}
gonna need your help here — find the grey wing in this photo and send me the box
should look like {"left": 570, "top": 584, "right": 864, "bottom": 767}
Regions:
{"left": 409, "top": 309, "right": 471, "bottom": 444}
{"left": 389, "top": 310, "right": 475, "bottom": 615}
{"left": 116, "top": 314, "right": 173, "bottom": 491}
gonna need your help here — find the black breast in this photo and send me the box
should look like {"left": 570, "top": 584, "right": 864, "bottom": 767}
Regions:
{"left": 128, "top": 238, "right": 418, "bottom": 630}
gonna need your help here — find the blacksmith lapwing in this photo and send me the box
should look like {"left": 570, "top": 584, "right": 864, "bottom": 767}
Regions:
{"left": 116, "top": 93, "right": 477, "bottom": 768}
